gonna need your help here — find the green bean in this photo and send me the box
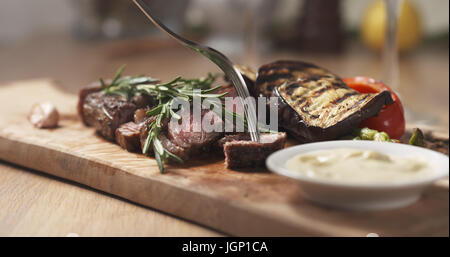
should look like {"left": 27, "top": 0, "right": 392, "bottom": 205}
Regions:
{"left": 374, "top": 132, "right": 391, "bottom": 142}
{"left": 360, "top": 128, "right": 378, "bottom": 140}
{"left": 409, "top": 128, "right": 424, "bottom": 147}
{"left": 342, "top": 128, "right": 394, "bottom": 143}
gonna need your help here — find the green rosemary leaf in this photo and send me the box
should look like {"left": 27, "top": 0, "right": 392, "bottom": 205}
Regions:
{"left": 107, "top": 88, "right": 130, "bottom": 98}
{"left": 153, "top": 137, "right": 165, "bottom": 156}
{"left": 100, "top": 78, "right": 107, "bottom": 90}
{"left": 197, "top": 92, "right": 229, "bottom": 98}
{"left": 156, "top": 113, "right": 164, "bottom": 128}
{"left": 111, "top": 65, "right": 126, "bottom": 86}
{"left": 128, "top": 76, "right": 159, "bottom": 85}
{"left": 166, "top": 150, "right": 184, "bottom": 163}
{"left": 156, "top": 76, "right": 182, "bottom": 88}
{"left": 154, "top": 147, "right": 165, "bottom": 174}
{"left": 169, "top": 109, "right": 181, "bottom": 120}
{"left": 142, "top": 131, "right": 153, "bottom": 154}
{"left": 201, "top": 85, "right": 224, "bottom": 94}
{"left": 158, "top": 86, "right": 169, "bottom": 91}
{"left": 147, "top": 105, "right": 164, "bottom": 117}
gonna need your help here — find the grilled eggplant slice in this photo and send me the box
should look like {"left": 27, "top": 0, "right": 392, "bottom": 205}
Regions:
{"left": 256, "top": 60, "right": 333, "bottom": 97}
{"left": 258, "top": 60, "right": 394, "bottom": 143}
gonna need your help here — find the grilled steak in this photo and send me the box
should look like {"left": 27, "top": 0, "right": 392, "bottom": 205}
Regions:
{"left": 139, "top": 108, "right": 224, "bottom": 161}
{"left": 79, "top": 87, "right": 155, "bottom": 141}
{"left": 223, "top": 132, "right": 287, "bottom": 169}
{"left": 139, "top": 117, "right": 188, "bottom": 160}
{"left": 257, "top": 60, "right": 393, "bottom": 143}
{"left": 167, "top": 108, "right": 224, "bottom": 156}
{"left": 216, "top": 133, "right": 253, "bottom": 150}
{"left": 77, "top": 82, "right": 103, "bottom": 125}
{"left": 116, "top": 122, "right": 142, "bottom": 152}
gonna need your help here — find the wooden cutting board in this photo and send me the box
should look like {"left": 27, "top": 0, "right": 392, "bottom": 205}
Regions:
{"left": 0, "top": 79, "right": 448, "bottom": 236}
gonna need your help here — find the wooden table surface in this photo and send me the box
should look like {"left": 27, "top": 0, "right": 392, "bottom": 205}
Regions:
{"left": 0, "top": 34, "right": 448, "bottom": 236}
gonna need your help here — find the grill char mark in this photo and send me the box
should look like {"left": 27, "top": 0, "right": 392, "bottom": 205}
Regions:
{"left": 332, "top": 92, "right": 359, "bottom": 105}
{"left": 312, "top": 85, "right": 333, "bottom": 97}
{"left": 262, "top": 60, "right": 394, "bottom": 143}
{"left": 255, "top": 61, "right": 325, "bottom": 97}
{"left": 348, "top": 94, "right": 371, "bottom": 111}
{"left": 285, "top": 83, "right": 302, "bottom": 95}
{"left": 257, "top": 72, "right": 293, "bottom": 83}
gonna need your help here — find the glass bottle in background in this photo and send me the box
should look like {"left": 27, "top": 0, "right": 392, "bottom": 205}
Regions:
{"left": 298, "top": 0, "right": 344, "bottom": 53}
{"left": 271, "top": 0, "right": 344, "bottom": 53}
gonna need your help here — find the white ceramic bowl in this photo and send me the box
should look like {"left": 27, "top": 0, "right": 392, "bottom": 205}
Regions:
{"left": 266, "top": 141, "right": 449, "bottom": 211}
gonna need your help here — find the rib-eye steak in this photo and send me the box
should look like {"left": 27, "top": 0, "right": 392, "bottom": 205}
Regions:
{"left": 257, "top": 60, "right": 393, "bottom": 143}
{"left": 168, "top": 109, "right": 224, "bottom": 156}
{"left": 139, "top": 108, "right": 224, "bottom": 161}
{"left": 77, "top": 82, "right": 102, "bottom": 125}
{"left": 116, "top": 122, "right": 142, "bottom": 152}
{"left": 78, "top": 86, "right": 155, "bottom": 141}
{"left": 139, "top": 117, "right": 188, "bottom": 161}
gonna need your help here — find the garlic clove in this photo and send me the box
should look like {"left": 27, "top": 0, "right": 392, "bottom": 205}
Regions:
{"left": 28, "top": 102, "right": 59, "bottom": 129}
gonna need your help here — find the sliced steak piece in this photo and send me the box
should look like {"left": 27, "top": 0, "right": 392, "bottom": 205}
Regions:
{"left": 113, "top": 108, "right": 153, "bottom": 152}
{"left": 115, "top": 122, "right": 142, "bottom": 152}
{"left": 77, "top": 82, "right": 103, "bottom": 125}
{"left": 258, "top": 60, "right": 393, "bottom": 143}
{"left": 139, "top": 117, "right": 188, "bottom": 161}
{"left": 139, "top": 108, "right": 224, "bottom": 161}
{"left": 223, "top": 132, "right": 287, "bottom": 169}
{"left": 216, "top": 133, "right": 251, "bottom": 151}
{"left": 81, "top": 92, "right": 137, "bottom": 140}
{"left": 79, "top": 88, "right": 155, "bottom": 141}
{"left": 168, "top": 109, "right": 224, "bottom": 156}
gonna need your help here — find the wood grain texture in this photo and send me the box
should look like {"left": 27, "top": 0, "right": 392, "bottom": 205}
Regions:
{"left": 0, "top": 79, "right": 448, "bottom": 236}
{"left": 0, "top": 161, "right": 221, "bottom": 237}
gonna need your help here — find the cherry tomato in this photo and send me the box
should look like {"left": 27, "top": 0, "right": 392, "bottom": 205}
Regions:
{"left": 343, "top": 77, "right": 406, "bottom": 139}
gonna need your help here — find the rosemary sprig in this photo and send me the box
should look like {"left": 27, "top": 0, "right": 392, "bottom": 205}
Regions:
{"left": 101, "top": 65, "right": 160, "bottom": 99}
{"left": 102, "top": 67, "right": 223, "bottom": 173}
{"left": 138, "top": 76, "right": 228, "bottom": 173}
{"left": 101, "top": 66, "right": 272, "bottom": 173}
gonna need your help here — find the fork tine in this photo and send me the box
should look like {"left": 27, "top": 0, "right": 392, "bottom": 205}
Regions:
{"left": 132, "top": 0, "right": 261, "bottom": 142}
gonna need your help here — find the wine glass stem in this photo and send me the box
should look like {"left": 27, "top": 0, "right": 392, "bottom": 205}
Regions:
{"left": 383, "top": 0, "right": 403, "bottom": 93}
{"left": 383, "top": 0, "right": 439, "bottom": 125}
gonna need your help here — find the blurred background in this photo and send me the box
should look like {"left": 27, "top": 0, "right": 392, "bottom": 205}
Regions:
{"left": 0, "top": 0, "right": 448, "bottom": 129}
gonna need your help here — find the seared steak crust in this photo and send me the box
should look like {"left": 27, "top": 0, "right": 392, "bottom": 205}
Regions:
{"left": 223, "top": 132, "right": 287, "bottom": 169}
{"left": 79, "top": 84, "right": 155, "bottom": 141}
{"left": 82, "top": 92, "right": 138, "bottom": 140}
{"left": 116, "top": 122, "right": 142, "bottom": 152}
{"left": 77, "top": 82, "right": 103, "bottom": 125}
{"left": 216, "top": 133, "right": 252, "bottom": 150}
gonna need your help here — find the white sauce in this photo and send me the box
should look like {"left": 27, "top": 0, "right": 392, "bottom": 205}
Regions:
{"left": 285, "top": 148, "right": 434, "bottom": 184}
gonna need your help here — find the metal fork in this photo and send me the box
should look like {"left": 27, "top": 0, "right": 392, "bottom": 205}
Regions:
{"left": 132, "top": 0, "right": 260, "bottom": 142}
